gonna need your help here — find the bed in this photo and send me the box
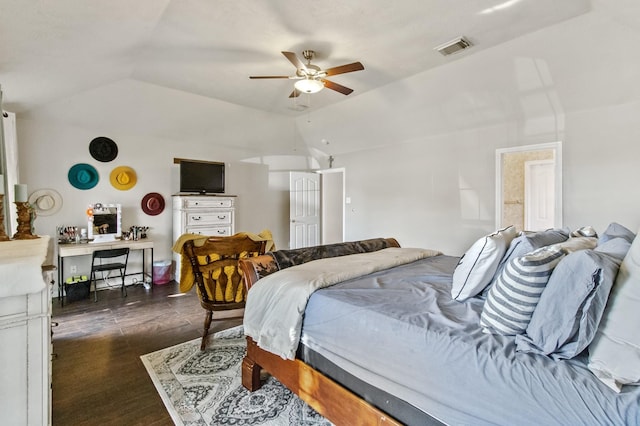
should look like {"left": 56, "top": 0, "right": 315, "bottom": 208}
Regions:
{"left": 239, "top": 232, "right": 640, "bottom": 425}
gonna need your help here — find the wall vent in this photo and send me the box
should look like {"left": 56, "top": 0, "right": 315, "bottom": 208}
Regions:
{"left": 435, "top": 37, "right": 472, "bottom": 56}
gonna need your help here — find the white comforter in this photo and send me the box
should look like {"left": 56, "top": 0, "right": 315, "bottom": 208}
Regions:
{"left": 243, "top": 247, "right": 442, "bottom": 359}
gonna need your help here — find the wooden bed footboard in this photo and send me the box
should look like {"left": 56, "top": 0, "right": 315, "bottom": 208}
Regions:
{"left": 239, "top": 238, "right": 403, "bottom": 425}
{"left": 243, "top": 337, "right": 401, "bottom": 426}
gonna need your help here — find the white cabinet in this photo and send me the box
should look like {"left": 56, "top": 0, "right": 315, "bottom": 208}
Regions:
{"left": 172, "top": 195, "right": 236, "bottom": 280}
{"left": 0, "top": 237, "right": 51, "bottom": 426}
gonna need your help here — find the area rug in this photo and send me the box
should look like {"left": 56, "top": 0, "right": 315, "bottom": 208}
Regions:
{"left": 141, "top": 326, "right": 332, "bottom": 425}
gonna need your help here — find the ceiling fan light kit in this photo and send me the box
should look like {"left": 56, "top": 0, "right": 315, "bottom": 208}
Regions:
{"left": 294, "top": 78, "right": 324, "bottom": 94}
{"left": 250, "top": 49, "right": 364, "bottom": 98}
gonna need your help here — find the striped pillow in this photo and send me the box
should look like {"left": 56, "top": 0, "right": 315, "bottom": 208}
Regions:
{"left": 480, "top": 246, "right": 566, "bottom": 335}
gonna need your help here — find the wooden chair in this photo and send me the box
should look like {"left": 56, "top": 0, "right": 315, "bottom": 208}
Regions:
{"left": 183, "top": 235, "right": 266, "bottom": 350}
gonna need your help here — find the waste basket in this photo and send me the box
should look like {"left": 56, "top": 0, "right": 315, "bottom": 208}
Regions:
{"left": 65, "top": 275, "right": 90, "bottom": 302}
{"left": 153, "top": 260, "right": 172, "bottom": 285}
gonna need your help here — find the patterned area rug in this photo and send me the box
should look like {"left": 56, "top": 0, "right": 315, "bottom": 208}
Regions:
{"left": 141, "top": 326, "right": 332, "bottom": 426}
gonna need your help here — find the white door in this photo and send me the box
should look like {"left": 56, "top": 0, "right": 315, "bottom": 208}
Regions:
{"left": 290, "top": 172, "right": 320, "bottom": 249}
{"left": 524, "top": 160, "right": 555, "bottom": 231}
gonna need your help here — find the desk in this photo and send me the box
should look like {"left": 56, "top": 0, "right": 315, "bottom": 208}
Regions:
{"left": 57, "top": 239, "right": 154, "bottom": 304}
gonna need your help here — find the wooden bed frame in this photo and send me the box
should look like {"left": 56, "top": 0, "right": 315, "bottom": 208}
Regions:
{"left": 239, "top": 238, "right": 402, "bottom": 426}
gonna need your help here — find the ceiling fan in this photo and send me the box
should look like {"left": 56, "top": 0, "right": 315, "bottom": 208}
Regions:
{"left": 249, "top": 50, "right": 364, "bottom": 98}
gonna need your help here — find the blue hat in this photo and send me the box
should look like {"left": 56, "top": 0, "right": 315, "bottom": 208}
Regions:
{"left": 68, "top": 163, "right": 99, "bottom": 190}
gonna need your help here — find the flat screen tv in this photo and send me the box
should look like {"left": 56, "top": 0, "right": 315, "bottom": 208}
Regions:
{"left": 180, "top": 160, "right": 225, "bottom": 194}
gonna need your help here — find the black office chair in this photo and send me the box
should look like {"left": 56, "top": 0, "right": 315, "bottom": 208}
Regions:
{"left": 90, "top": 248, "right": 130, "bottom": 302}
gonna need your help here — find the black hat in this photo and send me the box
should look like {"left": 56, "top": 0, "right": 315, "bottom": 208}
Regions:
{"left": 89, "top": 136, "right": 118, "bottom": 162}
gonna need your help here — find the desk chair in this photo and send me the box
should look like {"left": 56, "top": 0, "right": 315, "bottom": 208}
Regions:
{"left": 90, "top": 248, "right": 129, "bottom": 302}
{"left": 183, "top": 235, "right": 266, "bottom": 350}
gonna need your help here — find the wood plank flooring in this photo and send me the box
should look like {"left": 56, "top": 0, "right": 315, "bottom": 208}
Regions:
{"left": 51, "top": 282, "right": 242, "bottom": 425}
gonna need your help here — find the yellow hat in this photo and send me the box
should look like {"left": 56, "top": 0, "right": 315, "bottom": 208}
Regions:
{"left": 109, "top": 166, "right": 137, "bottom": 190}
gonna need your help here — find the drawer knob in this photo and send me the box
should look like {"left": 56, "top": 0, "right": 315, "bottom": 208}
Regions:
{"left": 218, "top": 215, "right": 226, "bottom": 220}
{"left": 193, "top": 216, "right": 201, "bottom": 221}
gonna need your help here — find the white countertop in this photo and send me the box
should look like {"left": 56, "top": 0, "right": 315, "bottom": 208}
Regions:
{"left": 0, "top": 236, "right": 50, "bottom": 297}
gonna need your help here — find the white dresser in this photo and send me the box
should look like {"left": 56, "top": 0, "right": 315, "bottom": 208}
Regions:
{"left": 0, "top": 236, "right": 51, "bottom": 426}
{"left": 172, "top": 194, "right": 236, "bottom": 280}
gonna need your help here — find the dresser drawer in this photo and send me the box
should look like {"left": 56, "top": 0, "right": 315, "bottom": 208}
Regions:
{"left": 183, "top": 198, "right": 233, "bottom": 209}
{"left": 186, "top": 211, "right": 233, "bottom": 226}
{"left": 185, "top": 226, "right": 232, "bottom": 236}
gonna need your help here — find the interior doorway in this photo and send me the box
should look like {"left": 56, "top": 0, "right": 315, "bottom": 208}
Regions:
{"left": 495, "top": 142, "right": 562, "bottom": 232}
{"left": 289, "top": 171, "right": 320, "bottom": 249}
{"left": 318, "top": 168, "right": 345, "bottom": 245}
{"left": 524, "top": 159, "right": 555, "bottom": 231}
{"left": 289, "top": 168, "right": 345, "bottom": 249}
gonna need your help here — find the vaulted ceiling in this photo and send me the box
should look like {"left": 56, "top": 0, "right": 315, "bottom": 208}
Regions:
{"left": 1, "top": 0, "right": 592, "bottom": 115}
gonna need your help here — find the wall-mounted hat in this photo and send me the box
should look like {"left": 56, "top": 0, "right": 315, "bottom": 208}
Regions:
{"left": 89, "top": 136, "right": 118, "bottom": 162}
{"left": 110, "top": 166, "right": 137, "bottom": 190}
{"left": 68, "top": 163, "right": 99, "bottom": 190}
{"left": 28, "top": 188, "right": 63, "bottom": 216}
{"left": 141, "top": 192, "right": 165, "bottom": 216}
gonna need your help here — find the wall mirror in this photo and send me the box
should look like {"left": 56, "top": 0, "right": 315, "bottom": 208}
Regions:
{"left": 88, "top": 203, "right": 122, "bottom": 243}
{"left": 495, "top": 142, "right": 562, "bottom": 232}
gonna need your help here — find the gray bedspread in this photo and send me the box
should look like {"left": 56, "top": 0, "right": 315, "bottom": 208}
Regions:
{"left": 299, "top": 255, "right": 640, "bottom": 426}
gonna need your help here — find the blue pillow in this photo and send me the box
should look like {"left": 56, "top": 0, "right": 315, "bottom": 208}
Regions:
{"left": 515, "top": 241, "right": 629, "bottom": 359}
{"left": 598, "top": 222, "right": 635, "bottom": 245}
{"left": 596, "top": 237, "right": 634, "bottom": 261}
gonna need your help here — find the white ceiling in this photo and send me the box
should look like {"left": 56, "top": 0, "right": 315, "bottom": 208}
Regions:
{"left": 1, "top": 0, "right": 592, "bottom": 115}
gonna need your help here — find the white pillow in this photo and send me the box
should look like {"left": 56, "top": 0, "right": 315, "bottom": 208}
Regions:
{"left": 451, "top": 226, "right": 517, "bottom": 301}
{"left": 588, "top": 228, "right": 640, "bottom": 392}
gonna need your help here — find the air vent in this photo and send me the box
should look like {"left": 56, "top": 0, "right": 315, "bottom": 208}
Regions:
{"left": 435, "top": 37, "right": 472, "bottom": 56}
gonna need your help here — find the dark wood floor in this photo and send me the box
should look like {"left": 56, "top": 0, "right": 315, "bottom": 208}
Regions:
{"left": 51, "top": 282, "right": 242, "bottom": 425}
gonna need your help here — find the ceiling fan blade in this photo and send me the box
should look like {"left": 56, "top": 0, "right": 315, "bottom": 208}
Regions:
{"left": 249, "top": 75, "right": 291, "bottom": 79}
{"left": 324, "top": 62, "right": 364, "bottom": 76}
{"left": 288, "top": 89, "right": 301, "bottom": 98}
{"left": 282, "top": 51, "right": 307, "bottom": 72}
{"left": 321, "top": 79, "right": 354, "bottom": 95}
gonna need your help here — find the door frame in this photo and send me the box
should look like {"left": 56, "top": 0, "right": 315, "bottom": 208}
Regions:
{"left": 317, "top": 167, "right": 345, "bottom": 244}
{"left": 495, "top": 141, "right": 562, "bottom": 230}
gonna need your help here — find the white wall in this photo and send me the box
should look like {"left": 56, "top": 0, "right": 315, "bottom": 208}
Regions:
{"left": 14, "top": 3, "right": 640, "bottom": 273}
{"left": 16, "top": 79, "right": 303, "bottom": 285}
{"left": 295, "top": 5, "right": 640, "bottom": 255}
